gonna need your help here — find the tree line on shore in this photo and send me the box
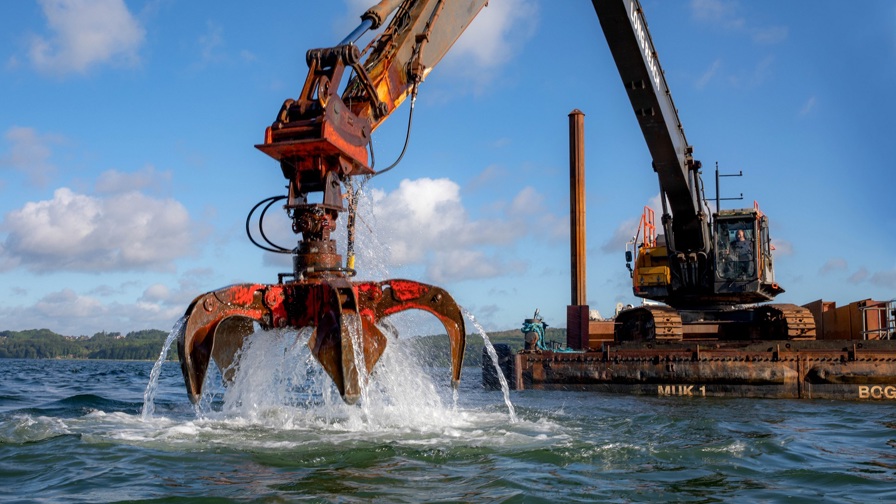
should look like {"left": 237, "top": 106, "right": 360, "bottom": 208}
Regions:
{"left": 0, "top": 326, "right": 566, "bottom": 365}
{"left": 0, "top": 329, "right": 175, "bottom": 360}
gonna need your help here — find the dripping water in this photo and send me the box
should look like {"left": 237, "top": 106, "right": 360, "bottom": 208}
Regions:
{"left": 141, "top": 315, "right": 185, "bottom": 420}
{"left": 462, "top": 307, "right": 517, "bottom": 423}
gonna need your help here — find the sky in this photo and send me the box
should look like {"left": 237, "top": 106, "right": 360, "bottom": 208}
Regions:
{"left": 1, "top": 0, "right": 894, "bottom": 337}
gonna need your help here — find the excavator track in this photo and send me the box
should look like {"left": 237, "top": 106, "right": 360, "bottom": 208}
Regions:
{"left": 758, "top": 303, "right": 817, "bottom": 340}
{"left": 615, "top": 305, "right": 683, "bottom": 342}
{"left": 615, "top": 303, "right": 817, "bottom": 342}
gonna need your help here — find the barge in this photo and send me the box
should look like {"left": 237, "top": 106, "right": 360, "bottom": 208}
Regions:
{"left": 486, "top": 298, "right": 896, "bottom": 400}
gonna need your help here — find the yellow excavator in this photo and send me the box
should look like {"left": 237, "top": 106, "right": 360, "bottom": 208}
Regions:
{"left": 592, "top": 2, "right": 816, "bottom": 341}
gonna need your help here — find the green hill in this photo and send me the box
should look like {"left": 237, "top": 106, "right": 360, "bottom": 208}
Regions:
{"left": 0, "top": 326, "right": 567, "bottom": 366}
{"left": 406, "top": 327, "right": 567, "bottom": 367}
{"left": 0, "top": 328, "right": 175, "bottom": 360}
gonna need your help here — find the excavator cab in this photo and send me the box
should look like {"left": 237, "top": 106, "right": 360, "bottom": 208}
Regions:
{"left": 715, "top": 219, "right": 756, "bottom": 280}
{"left": 712, "top": 206, "right": 781, "bottom": 303}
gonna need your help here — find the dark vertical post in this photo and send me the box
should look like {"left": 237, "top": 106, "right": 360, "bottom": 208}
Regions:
{"left": 715, "top": 162, "right": 720, "bottom": 215}
{"left": 567, "top": 109, "right": 589, "bottom": 350}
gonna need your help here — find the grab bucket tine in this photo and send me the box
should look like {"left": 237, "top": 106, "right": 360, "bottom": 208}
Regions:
{"left": 358, "top": 279, "right": 467, "bottom": 388}
{"left": 177, "top": 284, "right": 269, "bottom": 404}
{"left": 177, "top": 280, "right": 464, "bottom": 406}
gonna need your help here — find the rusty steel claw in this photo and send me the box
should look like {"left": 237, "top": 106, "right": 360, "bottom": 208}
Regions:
{"left": 177, "top": 278, "right": 465, "bottom": 405}
{"left": 355, "top": 279, "right": 466, "bottom": 388}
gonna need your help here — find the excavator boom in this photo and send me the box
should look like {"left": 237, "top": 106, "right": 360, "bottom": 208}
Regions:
{"left": 591, "top": 1, "right": 812, "bottom": 339}
{"left": 591, "top": 0, "right": 708, "bottom": 256}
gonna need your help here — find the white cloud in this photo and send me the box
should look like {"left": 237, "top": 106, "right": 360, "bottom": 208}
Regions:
{"left": 140, "top": 283, "right": 171, "bottom": 303}
{"left": 601, "top": 194, "right": 662, "bottom": 253}
{"left": 752, "top": 25, "right": 788, "bottom": 45}
{"left": 441, "top": 0, "right": 538, "bottom": 88}
{"left": 690, "top": 0, "right": 786, "bottom": 45}
{"left": 191, "top": 21, "right": 229, "bottom": 69}
{"left": 35, "top": 288, "right": 105, "bottom": 318}
{"left": 198, "top": 21, "right": 224, "bottom": 63}
{"left": 771, "top": 238, "right": 793, "bottom": 256}
{"left": 29, "top": 0, "right": 145, "bottom": 75}
{"left": 427, "top": 249, "right": 525, "bottom": 283}
{"left": 799, "top": 96, "right": 817, "bottom": 117}
{"left": 690, "top": 0, "right": 743, "bottom": 27}
{"left": 451, "top": 1, "right": 536, "bottom": 66}
{"left": 364, "top": 177, "right": 562, "bottom": 283}
{"left": 870, "top": 269, "right": 896, "bottom": 288}
{"left": 601, "top": 217, "right": 639, "bottom": 254}
{"left": 696, "top": 59, "right": 722, "bottom": 89}
{"left": 466, "top": 164, "right": 507, "bottom": 192}
{"left": 0, "top": 286, "right": 185, "bottom": 335}
{"left": 0, "top": 126, "right": 62, "bottom": 187}
{"left": 370, "top": 177, "right": 477, "bottom": 264}
{"left": 819, "top": 257, "right": 848, "bottom": 275}
{"left": 137, "top": 269, "right": 215, "bottom": 312}
{"left": 1, "top": 186, "right": 203, "bottom": 273}
{"left": 848, "top": 266, "right": 869, "bottom": 284}
{"left": 94, "top": 165, "right": 172, "bottom": 194}
{"left": 727, "top": 54, "right": 775, "bottom": 89}
{"left": 0, "top": 267, "right": 220, "bottom": 335}
{"left": 841, "top": 266, "right": 896, "bottom": 289}
{"left": 507, "top": 186, "right": 568, "bottom": 240}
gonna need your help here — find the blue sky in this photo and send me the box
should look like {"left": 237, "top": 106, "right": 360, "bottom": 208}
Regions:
{"left": 1, "top": 0, "right": 894, "bottom": 337}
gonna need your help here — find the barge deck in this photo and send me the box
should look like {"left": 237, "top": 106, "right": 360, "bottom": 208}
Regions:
{"left": 490, "top": 298, "right": 896, "bottom": 401}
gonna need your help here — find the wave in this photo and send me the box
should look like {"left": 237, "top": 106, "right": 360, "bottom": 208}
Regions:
{"left": 13, "top": 393, "right": 142, "bottom": 419}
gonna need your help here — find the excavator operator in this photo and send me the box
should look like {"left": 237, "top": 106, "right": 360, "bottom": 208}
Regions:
{"left": 729, "top": 229, "right": 754, "bottom": 278}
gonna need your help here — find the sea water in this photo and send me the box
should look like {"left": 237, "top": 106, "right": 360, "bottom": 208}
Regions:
{"left": 2, "top": 353, "right": 896, "bottom": 502}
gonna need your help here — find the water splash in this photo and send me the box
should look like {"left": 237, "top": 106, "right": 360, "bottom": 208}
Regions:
{"left": 141, "top": 315, "right": 185, "bottom": 420}
{"left": 148, "top": 181, "right": 516, "bottom": 429}
{"left": 347, "top": 315, "right": 371, "bottom": 418}
{"left": 462, "top": 307, "right": 517, "bottom": 423}
{"left": 181, "top": 323, "right": 471, "bottom": 433}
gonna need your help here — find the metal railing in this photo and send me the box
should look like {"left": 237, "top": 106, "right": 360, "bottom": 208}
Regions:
{"left": 861, "top": 299, "right": 896, "bottom": 340}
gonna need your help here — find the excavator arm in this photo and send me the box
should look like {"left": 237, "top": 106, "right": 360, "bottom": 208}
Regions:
{"left": 177, "top": 0, "right": 490, "bottom": 405}
{"left": 346, "top": 0, "right": 490, "bottom": 133}
{"left": 591, "top": 0, "right": 710, "bottom": 257}
{"left": 592, "top": 1, "right": 804, "bottom": 339}
{"left": 259, "top": 0, "right": 488, "bottom": 177}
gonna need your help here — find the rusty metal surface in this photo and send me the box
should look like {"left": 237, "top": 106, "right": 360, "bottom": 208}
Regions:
{"left": 615, "top": 305, "right": 683, "bottom": 341}
{"left": 178, "top": 278, "right": 465, "bottom": 405}
{"left": 613, "top": 303, "right": 820, "bottom": 343}
{"left": 758, "top": 303, "right": 817, "bottom": 339}
{"left": 514, "top": 340, "right": 896, "bottom": 400}
{"left": 568, "top": 109, "right": 587, "bottom": 307}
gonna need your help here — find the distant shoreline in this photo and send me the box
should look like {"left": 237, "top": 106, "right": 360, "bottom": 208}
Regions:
{"left": 2, "top": 327, "right": 536, "bottom": 366}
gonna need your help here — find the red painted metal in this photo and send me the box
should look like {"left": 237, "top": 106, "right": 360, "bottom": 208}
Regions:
{"left": 178, "top": 277, "right": 465, "bottom": 405}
